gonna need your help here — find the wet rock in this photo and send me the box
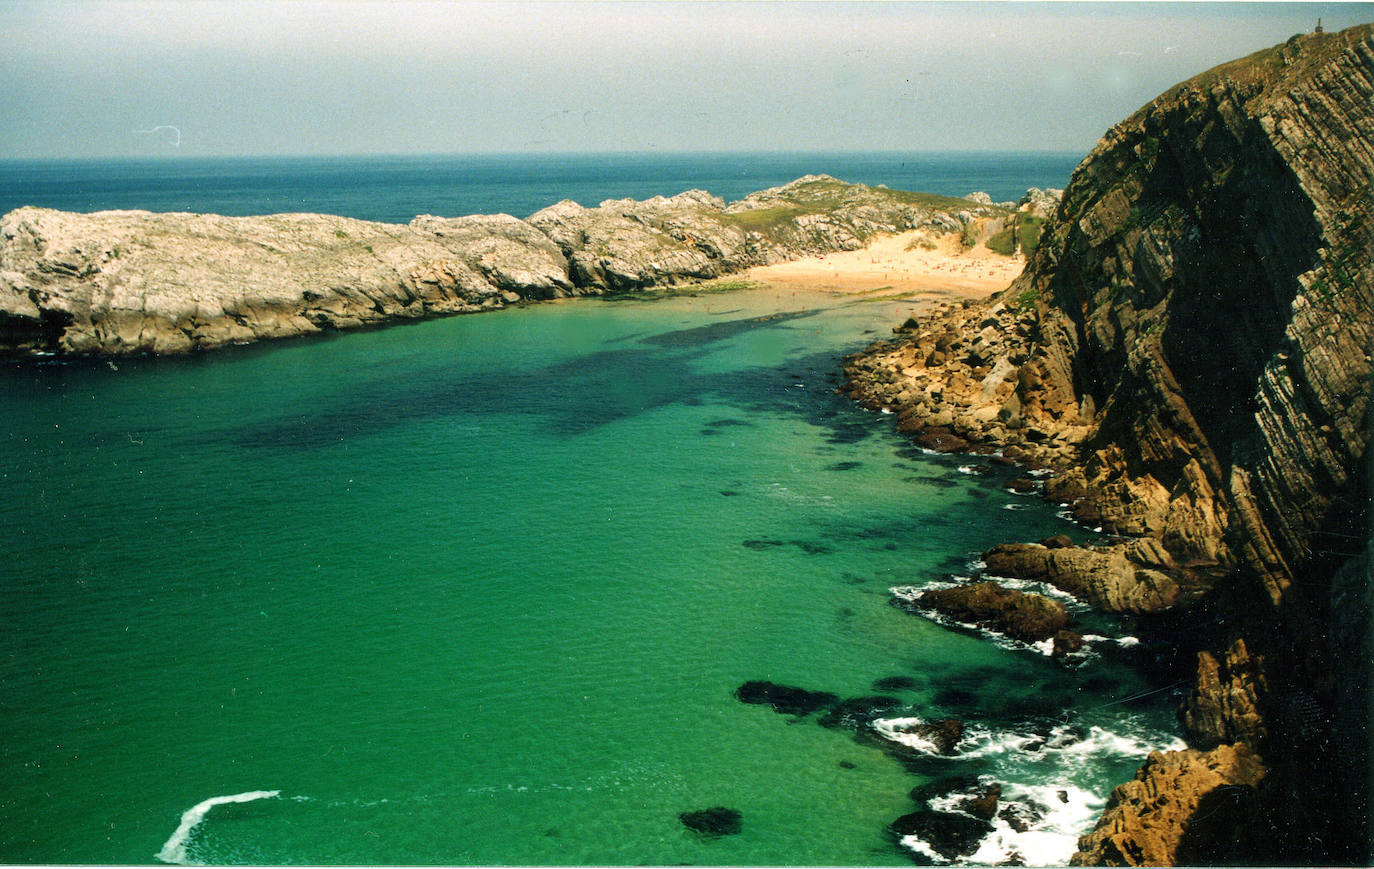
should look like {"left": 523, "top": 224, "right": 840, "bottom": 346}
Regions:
{"left": 1052, "top": 630, "right": 1087, "bottom": 657}
{"left": 999, "top": 802, "right": 1041, "bottom": 833}
{"left": 733, "top": 681, "right": 839, "bottom": 716}
{"left": 917, "top": 581, "right": 1071, "bottom": 643}
{"left": 906, "top": 426, "right": 971, "bottom": 453}
{"left": 818, "top": 696, "right": 904, "bottom": 729}
{"left": 679, "top": 806, "right": 742, "bottom": 836}
{"left": 887, "top": 718, "right": 967, "bottom": 756}
{"left": 889, "top": 809, "right": 992, "bottom": 860}
{"left": 956, "top": 783, "right": 1003, "bottom": 821}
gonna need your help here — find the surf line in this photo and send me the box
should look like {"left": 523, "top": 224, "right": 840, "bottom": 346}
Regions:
{"left": 155, "top": 790, "right": 281, "bottom": 865}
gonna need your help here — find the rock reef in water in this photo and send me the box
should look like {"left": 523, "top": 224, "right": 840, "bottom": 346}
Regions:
{"left": 0, "top": 175, "right": 1002, "bottom": 357}
{"left": 844, "top": 23, "right": 1373, "bottom": 865}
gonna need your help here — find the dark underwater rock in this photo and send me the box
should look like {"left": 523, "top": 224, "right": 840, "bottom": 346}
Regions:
{"left": 679, "top": 806, "right": 742, "bottom": 836}
{"left": 873, "top": 675, "right": 922, "bottom": 692}
{"left": 818, "top": 695, "right": 904, "bottom": 729}
{"left": 733, "top": 681, "right": 839, "bottom": 716}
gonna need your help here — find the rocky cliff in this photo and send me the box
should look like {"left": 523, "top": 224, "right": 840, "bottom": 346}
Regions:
{"left": 0, "top": 176, "right": 999, "bottom": 356}
{"left": 843, "top": 23, "right": 1372, "bottom": 865}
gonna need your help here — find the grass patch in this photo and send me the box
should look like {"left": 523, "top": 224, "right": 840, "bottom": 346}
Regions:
{"left": 987, "top": 214, "right": 1048, "bottom": 256}
{"left": 1013, "top": 286, "right": 1040, "bottom": 309}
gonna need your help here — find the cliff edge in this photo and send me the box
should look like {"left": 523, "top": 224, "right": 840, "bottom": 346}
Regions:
{"left": 844, "top": 23, "right": 1372, "bottom": 864}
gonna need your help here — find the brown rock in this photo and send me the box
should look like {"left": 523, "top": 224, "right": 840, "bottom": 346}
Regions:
{"left": 1071, "top": 744, "right": 1266, "bottom": 866}
{"left": 981, "top": 542, "right": 1181, "bottom": 614}
{"left": 918, "top": 581, "right": 1070, "bottom": 642}
{"left": 1052, "top": 629, "right": 1087, "bottom": 657}
{"left": 956, "top": 784, "right": 1002, "bottom": 821}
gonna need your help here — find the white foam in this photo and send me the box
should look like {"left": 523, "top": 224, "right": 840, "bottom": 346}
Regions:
{"left": 156, "top": 790, "right": 280, "bottom": 865}
{"left": 870, "top": 716, "right": 947, "bottom": 753}
{"left": 902, "top": 781, "right": 1105, "bottom": 867}
{"left": 898, "top": 833, "right": 952, "bottom": 864}
{"left": 967, "top": 782, "right": 1104, "bottom": 867}
{"left": 872, "top": 717, "right": 1185, "bottom": 764}
{"left": 1080, "top": 633, "right": 1142, "bottom": 648}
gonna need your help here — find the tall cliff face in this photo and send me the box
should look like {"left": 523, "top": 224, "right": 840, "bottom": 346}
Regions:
{"left": 844, "top": 24, "right": 1372, "bottom": 865}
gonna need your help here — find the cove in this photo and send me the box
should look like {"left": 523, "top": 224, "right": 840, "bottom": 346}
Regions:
{"left": 0, "top": 286, "right": 1182, "bottom": 865}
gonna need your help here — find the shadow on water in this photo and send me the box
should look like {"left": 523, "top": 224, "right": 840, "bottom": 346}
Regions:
{"left": 224, "top": 309, "right": 872, "bottom": 450}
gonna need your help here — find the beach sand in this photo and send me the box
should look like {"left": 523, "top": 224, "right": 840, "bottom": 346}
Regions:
{"left": 743, "top": 230, "right": 1024, "bottom": 300}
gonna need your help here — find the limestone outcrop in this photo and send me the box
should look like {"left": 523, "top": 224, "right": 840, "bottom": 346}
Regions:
{"left": 844, "top": 23, "right": 1373, "bottom": 864}
{"left": 0, "top": 175, "right": 1003, "bottom": 356}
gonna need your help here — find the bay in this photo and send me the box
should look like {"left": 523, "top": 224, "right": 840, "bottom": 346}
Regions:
{"left": 0, "top": 153, "right": 1181, "bottom": 866}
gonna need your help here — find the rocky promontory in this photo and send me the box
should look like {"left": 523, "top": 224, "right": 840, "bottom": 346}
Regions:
{"left": 844, "top": 23, "right": 1372, "bottom": 865}
{"left": 0, "top": 176, "right": 1003, "bottom": 357}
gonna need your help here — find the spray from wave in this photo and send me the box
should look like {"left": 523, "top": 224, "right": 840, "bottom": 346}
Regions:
{"left": 155, "top": 790, "right": 281, "bottom": 865}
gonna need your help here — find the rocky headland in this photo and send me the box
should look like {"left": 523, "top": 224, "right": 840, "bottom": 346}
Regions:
{"left": 843, "top": 24, "right": 1372, "bottom": 865}
{"left": 0, "top": 175, "right": 1016, "bottom": 357}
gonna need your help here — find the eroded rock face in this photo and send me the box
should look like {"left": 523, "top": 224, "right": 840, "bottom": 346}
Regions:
{"left": 1071, "top": 744, "right": 1266, "bottom": 867}
{"left": 845, "top": 23, "right": 1373, "bottom": 865}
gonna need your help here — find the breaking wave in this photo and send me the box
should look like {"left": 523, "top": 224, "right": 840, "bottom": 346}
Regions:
{"left": 155, "top": 790, "right": 281, "bottom": 865}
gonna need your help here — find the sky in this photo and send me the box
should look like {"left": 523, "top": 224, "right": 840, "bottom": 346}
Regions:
{"left": 1, "top": 1, "right": 1371, "bottom": 158}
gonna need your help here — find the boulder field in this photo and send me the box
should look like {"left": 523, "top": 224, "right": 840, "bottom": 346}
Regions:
{"left": 843, "top": 24, "right": 1372, "bottom": 865}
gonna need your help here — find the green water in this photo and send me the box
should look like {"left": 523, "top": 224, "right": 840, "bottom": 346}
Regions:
{"left": 1, "top": 288, "right": 1182, "bottom": 865}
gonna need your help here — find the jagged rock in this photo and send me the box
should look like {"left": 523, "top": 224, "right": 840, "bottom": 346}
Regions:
{"left": 679, "top": 806, "right": 742, "bottom": 836}
{"left": 1183, "top": 638, "right": 1269, "bottom": 749}
{"left": 1071, "top": 744, "right": 1266, "bottom": 866}
{"left": 1015, "top": 187, "right": 1063, "bottom": 218}
{"left": 918, "top": 581, "right": 1071, "bottom": 642}
{"left": 846, "top": 25, "right": 1374, "bottom": 865}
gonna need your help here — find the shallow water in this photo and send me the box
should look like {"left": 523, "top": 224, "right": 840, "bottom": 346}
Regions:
{"left": 0, "top": 287, "right": 1182, "bottom": 865}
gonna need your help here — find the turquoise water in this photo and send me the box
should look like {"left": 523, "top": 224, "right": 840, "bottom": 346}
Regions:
{"left": 1, "top": 287, "right": 1182, "bottom": 865}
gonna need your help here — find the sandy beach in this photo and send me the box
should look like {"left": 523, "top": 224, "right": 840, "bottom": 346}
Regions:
{"left": 743, "top": 230, "right": 1025, "bottom": 299}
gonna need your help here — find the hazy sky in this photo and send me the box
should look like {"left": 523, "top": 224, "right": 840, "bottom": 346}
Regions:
{"left": 2, "top": 1, "right": 1371, "bottom": 158}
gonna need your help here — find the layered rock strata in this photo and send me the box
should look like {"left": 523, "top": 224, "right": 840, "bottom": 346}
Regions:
{"left": 0, "top": 175, "right": 1000, "bottom": 356}
{"left": 844, "top": 24, "right": 1373, "bottom": 865}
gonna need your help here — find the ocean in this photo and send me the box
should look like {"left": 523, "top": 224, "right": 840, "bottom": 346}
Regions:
{"left": 0, "top": 152, "right": 1184, "bottom": 866}
{"left": 0, "top": 151, "right": 1081, "bottom": 224}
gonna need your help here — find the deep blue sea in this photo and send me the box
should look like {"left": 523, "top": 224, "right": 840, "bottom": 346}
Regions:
{"left": 0, "top": 152, "right": 1186, "bottom": 867}
{"left": 0, "top": 151, "right": 1082, "bottom": 224}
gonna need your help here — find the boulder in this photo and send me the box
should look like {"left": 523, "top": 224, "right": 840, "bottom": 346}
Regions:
{"left": 918, "top": 581, "right": 1070, "bottom": 643}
